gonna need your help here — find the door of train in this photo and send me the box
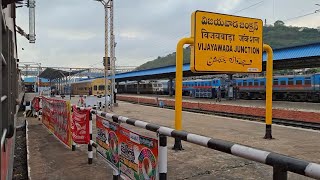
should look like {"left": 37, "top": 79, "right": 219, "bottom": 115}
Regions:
{"left": 317, "top": 75, "right": 320, "bottom": 91}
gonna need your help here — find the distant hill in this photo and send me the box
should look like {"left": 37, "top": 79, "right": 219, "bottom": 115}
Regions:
{"left": 136, "top": 21, "right": 320, "bottom": 71}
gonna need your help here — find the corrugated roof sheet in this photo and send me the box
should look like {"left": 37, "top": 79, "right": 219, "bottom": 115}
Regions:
{"left": 38, "top": 68, "right": 87, "bottom": 80}
{"left": 23, "top": 77, "right": 50, "bottom": 83}
{"left": 113, "top": 43, "right": 320, "bottom": 80}
{"left": 262, "top": 42, "right": 320, "bottom": 61}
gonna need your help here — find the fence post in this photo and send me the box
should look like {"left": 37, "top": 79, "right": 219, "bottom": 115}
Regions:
{"left": 273, "top": 166, "right": 287, "bottom": 180}
{"left": 113, "top": 170, "right": 120, "bottom": 180}
{"left": 159, "top": 134, "right": 167, "bottom": 180}
{"left": 71, "top": 106, "right": 76, "bottom": 151}
{"left": 88, "top": 112, "right": 93, "bottom": 164}
{"left": 38, "top": 110, "right": 41, "bottom": 121}
{"left": 72, "top": 141, "right": 76, "bottom": 151}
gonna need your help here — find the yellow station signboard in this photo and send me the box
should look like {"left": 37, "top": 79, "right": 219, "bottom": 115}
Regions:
{"left": 190, "top": 11, "right": 263, "bottom": 73}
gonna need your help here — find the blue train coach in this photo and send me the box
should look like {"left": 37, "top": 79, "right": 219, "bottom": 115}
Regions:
{"left": 181, "top": 79, "right": 223, "bottom": 98}
{"left": 235, "top": 73, "right": 320, "bottom": 102}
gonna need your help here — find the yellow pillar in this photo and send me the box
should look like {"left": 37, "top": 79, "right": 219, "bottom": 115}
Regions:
{"left": 173, "top": 37, "right": 194, "bottom": 150}
{"left": 174, "top": 38, "right": 194, "bottom": 130}
{"left": 263, "top": 44, "right": 273, "bottom": 139}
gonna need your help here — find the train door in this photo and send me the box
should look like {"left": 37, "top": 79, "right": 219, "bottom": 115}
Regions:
{"left": 315, "top": 74, "right": 320, "bottom": 91}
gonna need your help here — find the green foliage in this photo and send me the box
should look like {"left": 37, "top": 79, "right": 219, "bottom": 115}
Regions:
{"left": 136, "top": 22, "right": 320, "bottom": 70}
{"left": 306, "top": 68, "right": 320, "bottom": 74}
{"left": 135, "top": 46, "right": 191, "bottom": 70}
{"left": 274, "top": 20, "right": 285, "bottom": 27}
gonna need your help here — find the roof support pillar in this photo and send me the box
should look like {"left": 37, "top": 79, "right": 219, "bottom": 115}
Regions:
{"left": 137, "top": 80, "right": 140, "bottom": 94}
{"left": 169, "top": 78, "right": 173, "bottom": 97}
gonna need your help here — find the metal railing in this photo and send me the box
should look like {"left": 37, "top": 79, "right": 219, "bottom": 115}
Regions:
{"left": 86, "top": 107, "right": 320, "bottom": 180}
{"left": 1, "top": 128, "right": 7, "bottom": 150}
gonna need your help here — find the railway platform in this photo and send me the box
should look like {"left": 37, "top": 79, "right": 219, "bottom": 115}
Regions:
{"left": 27, "top": 98, "right": 320, "bottom": 179}
{"left": 116, "top": 94, "right": 320, "bottom": 125}
{"left": 117, "top": 94, "right": 320, "bottom": 112}
{"left": 27, "top": 117, "right": 112, "bottom": 179}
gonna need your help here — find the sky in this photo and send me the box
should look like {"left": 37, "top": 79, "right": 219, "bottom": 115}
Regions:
{"left": 16, "top": 0, "right": 320, "bottom": 68}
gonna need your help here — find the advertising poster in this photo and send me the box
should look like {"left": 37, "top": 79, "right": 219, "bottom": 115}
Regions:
{"left": 71, "top": 105, "right": 90, "bottom": 144}
{"left": 96, "top": 115, "right": 120, "bottom": 169}
{"left": 41, "top": 97, "right": 52, "bottom": 131}
{"left": 31, "top": 97, "right": 40, "bottom": 111}
{"left": 119, "top": 127, "right": 158, "bottom": 180}
{"left": 41, "top": 97, "right": 72, "bottom": 148}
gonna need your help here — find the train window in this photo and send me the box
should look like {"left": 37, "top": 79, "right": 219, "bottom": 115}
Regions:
{"left": 305, "top": 79, "right": 311, "bottom": 85}
{"left": 98, "top": 85, "right": 105, "bottom": 90}
{"left": 280, "top": 81, "right": 286, "bottom": 85}
{"left": 260, "top": 81, "right": 265, "bottom": 86}
{"left": 254, "top": 80, "right": 258, "bottom": 86}
{"left": 273, "top": 79, "right": 278, "bottom": 85}
{"left": 296, "top": 80, "right": 302, "bottom": 85}
{"left": 94, "top": 85, "right": 97, "bottom": 90}
{"left": 243, "top": 81, "right": 247, "bottom": 86}
{"left": 237, "top": 82, "right": 242, "bottom": 86}
{"left": 288, "top": 78, "right": 294, "bottom": 85}
{"left": 248, "top": 82, "right": 253, "bottom": 86}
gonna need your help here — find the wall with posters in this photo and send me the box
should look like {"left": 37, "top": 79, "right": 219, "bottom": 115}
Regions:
{"left": 96, "top": 115, "right": 158, "bottom": 180}
{"left": 41, "top": 97, "right": 72, "bottom": 148}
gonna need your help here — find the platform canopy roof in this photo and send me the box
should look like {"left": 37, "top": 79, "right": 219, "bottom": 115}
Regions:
{"left": 38, "top": 67, "right": 87, "bottom": 80}
{"left": 111, "top": 42, "right": 320, "bottom": 82}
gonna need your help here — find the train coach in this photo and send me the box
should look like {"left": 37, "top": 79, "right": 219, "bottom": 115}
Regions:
{"left": 117, "top": 80, "right": 164, "bottom": 94}
{"left": 160, "top": 73, "right": 320, "bottom": 102}
{"left": 65, "top": 78, "right": 111, "bottom": 96}
{"left": 163, "top": 78, "right": 229, "bottom": 98}
{"left": 235, "top": 73, "right": 320, "bottom": 102}
{"left": 182, "top": 79, "right": 224, "bottom": 98}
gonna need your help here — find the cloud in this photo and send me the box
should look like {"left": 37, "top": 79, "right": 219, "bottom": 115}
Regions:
{"left": 47, "top": 28, "right": 96, "bottom": 40}
{"left": 15, "top": 0, "right": 320, "bottom": 68}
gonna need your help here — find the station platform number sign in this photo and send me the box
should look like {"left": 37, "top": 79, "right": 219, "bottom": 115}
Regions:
{"left": 190, "top": 10, "right": 263, "bottom": 73}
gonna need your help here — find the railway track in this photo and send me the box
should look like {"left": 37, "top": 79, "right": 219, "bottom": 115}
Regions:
{"left": 119, "top": 100, "right": 320, "bottom": 131}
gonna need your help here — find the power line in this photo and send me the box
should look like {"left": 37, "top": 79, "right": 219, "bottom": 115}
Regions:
{"left": 283, "top": 10, "right": 320, "bottom": 22}
{"left": 133, "top": 1, "right": 266, "bottom": 65}
{"left": 232, "top": 0, "right": 264, "bottom": 14}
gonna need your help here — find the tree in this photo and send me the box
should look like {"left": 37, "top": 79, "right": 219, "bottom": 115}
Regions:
{"left": 305, "top": 68, "right": 318, "bottom": 74}
{"left": 274, "top": 20, "right": 285, "bottom": 27}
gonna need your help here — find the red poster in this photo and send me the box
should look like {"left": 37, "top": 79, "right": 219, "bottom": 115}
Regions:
{"left": 71, "top": 105, "right": 90, "bottom": 144}
{"left": 41, "top": 97, "right": 72, "bottom": 148}
{"left": 118, "top": 126, "right": 158, "bottom": 180}
{"left": 32, "top": 97, "right": 40, "bottom": 111}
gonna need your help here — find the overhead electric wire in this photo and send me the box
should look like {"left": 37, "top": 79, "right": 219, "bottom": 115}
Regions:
{"left": 137, "top": 0, "right": 266, "bottom": 63}
{"left": 232, "top": 0, "right": 264, "bottom": 14}
{"left": 283, "top": 10, "right": 320, "bottom": 22}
